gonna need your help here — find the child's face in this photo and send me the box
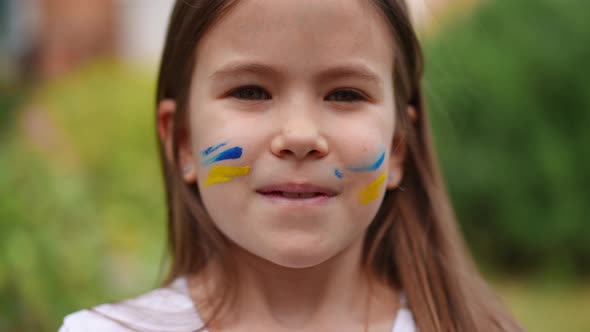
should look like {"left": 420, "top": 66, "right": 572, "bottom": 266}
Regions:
{"left": 186, "top": 0, "right": 402, "bottom": 268}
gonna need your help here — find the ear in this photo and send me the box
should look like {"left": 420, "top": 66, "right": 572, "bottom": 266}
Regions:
{"left": 386, "top": 105, "right": 417, "bottom": 189}
{"left": 157, "top": 99, "right": 197, "bottom": 184}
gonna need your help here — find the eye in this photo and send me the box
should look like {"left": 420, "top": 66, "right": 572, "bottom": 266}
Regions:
{"left": 326, "top": 89, "right": 366, "bottom": 102}
{"left": 229, "top": 86, "right": 271, "bottom": 100}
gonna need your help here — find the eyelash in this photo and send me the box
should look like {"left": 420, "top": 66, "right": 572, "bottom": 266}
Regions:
{"left": 228, "top": 85, "right": 367, "bottom": 102}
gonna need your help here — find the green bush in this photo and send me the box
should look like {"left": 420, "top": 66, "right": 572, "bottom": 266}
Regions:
{"left": 424, "top": 0, "right": 590, "bottom": 278}
{"left": 0, "top": 61, "right": 166, "bottom": 331}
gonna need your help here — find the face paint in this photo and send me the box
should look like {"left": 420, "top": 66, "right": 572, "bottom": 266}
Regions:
{"left": 358, "top": 171, "right": 386, "bottom": 205}
{"left": 203, "top": 146, "right": 243, "bottom": 165}
{"left": 205, "top": 165, "right": 251, "bottom": 186}
{"left": 334, "top": 168, "right": 344, "bottom": 179}
{"left": 347, "top": 151, "right": 385, "bottom": 172}
{"left": 201, "top": 141, "right": 249, "bottom": 186}
{"left": 201, "top": 142, "right": 228, "bottom": 157}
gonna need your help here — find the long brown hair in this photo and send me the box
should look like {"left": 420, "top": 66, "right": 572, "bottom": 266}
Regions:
{"left": 155, "top": 1, "right": 525, "bottom": 331}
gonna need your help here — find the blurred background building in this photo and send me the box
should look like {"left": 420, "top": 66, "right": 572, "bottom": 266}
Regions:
{"left": 1, "top": 0, "right": 475, "bottom": 83}
{"left": 0, "top": 0, "right": 174, "bottom": 82}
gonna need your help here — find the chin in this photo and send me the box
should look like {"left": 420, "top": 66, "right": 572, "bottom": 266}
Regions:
{"left": 271, "top": 255, "right": 328, "bottom": 269}
{"left": 261, "top": 241, "right": 339, "bottom": 269}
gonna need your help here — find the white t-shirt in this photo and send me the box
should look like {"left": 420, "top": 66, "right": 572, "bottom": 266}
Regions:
{"left": 59, "top": 277, "right": 417, "bottom": 332}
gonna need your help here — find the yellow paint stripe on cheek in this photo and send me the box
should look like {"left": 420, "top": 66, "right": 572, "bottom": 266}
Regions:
{"left": 358, "top": 172, "right": 387, "bottom": 205}
{"left": 205, "top": 166, "right": 250, "bottom": 186}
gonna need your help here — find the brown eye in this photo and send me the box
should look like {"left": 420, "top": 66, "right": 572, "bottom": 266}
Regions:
{"left": 230, "top": 86, "right": 271, "bottom": 100}
{"left": 326, "top": 89, "right": 366, "bottom": 102}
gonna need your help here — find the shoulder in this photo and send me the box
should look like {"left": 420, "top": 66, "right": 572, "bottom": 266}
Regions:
{"left": 392, "top": 291, "right": 418, "bottom": 332}
{"left": 392, "top": 307, "right": 417, "bottom": 332}
{"left": 58, "top": 276, "right": 205, "bottom": 332}
{"left": 58, "top": 309, "right": 131, "bottom": 332}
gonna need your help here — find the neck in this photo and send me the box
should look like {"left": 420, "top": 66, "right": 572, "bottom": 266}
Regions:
{"left": 233, "top": 236, "right": 370, "bottom": 329}
{"left": 192, "top": 234, "right": 386, "bottom": 331}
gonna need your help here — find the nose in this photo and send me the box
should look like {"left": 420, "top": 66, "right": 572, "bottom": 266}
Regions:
{"left": 270, "top": 104, "right": 329, "bottom": 161}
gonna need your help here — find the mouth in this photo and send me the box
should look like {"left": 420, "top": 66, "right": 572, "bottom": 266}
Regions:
{"left": 261, "top": 191, "right": 329, "bottom": 198}
{"left": 256, "top": 183, "right": 338, "bottom": 204}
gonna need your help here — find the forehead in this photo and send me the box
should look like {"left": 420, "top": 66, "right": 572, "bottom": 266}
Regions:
{"left": 195, "top": 0, "right": 395, "bottom": 78}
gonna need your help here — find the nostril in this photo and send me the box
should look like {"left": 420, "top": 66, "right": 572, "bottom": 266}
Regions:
{"left": 308, "top": 150, "right": 323, "bottom": 158}
{"left": 276, "top": 149, "right": 295, "bottom": 158}
{"left": 277, "top": 148, "right": 324, "bottom": 160}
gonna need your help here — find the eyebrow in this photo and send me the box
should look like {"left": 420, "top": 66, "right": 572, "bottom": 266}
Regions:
{"left": 208, "top": 61, "right": 383, "bottom": 86}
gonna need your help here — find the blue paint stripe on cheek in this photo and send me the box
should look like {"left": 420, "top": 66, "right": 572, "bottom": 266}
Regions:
{"left": 346, "top": 151, "right": 385, "bottom": 172}
{"left": 208, "top": 146, "right": 243, "bottom": 163}
{"left": 201, "top": 142, "right": 228, "bottom": 157}
{"left": 335, "top": 168, "right": 344, "bottom": 179}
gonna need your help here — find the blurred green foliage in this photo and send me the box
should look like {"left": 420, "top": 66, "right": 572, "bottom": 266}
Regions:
{"left": 0, "top": 62, "right": 166, "bottom": 331}
{"left": 0, "top": 83, "right": 24, "bottom": 131}
{"left": 1, "top": 0, "right": 589, "bottom": 331}
{"left": 494, "top": 277, "right": 590, "bottom": 332}
{"left": 424, "top": 0, "right": 590, "bottom": 279}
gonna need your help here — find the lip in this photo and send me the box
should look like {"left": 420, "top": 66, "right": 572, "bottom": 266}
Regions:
{"left": 256, "top": 183, "right": 338, "bottom": 196}
{"left": 256, "top": 183, "right": 338, "bottom": 206}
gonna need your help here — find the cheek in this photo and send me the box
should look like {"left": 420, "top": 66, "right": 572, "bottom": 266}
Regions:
{"left": 355, "top": 171, "right": 387, "bottom": 204}
{"left": 197, "top": 181, "right": 255, "bottom": 247}
{"left": 331, "top": 114, "right": 393, "bottom": 167}
{"left": 195, "top": 140, "right": 256, "bottom": 190}
{"left": 330, "top": 112, "right": 393, "bottom": 206}
{"left": 189, "top": 109, "right": 257, "bottom": 192}
{"left": 190, "top": 107, "right": 263, "bottom": 166}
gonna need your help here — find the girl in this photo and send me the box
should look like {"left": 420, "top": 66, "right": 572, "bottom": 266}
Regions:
{"left": 60, "top": 0, "right": 525, "bottom": 331}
